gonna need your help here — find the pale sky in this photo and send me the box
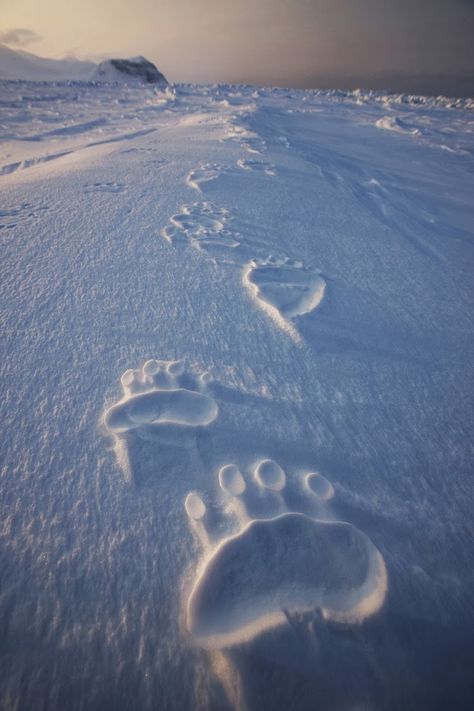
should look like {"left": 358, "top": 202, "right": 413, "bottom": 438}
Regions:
{"left": 1, "top": 0, "right": 473, "bottom": 92}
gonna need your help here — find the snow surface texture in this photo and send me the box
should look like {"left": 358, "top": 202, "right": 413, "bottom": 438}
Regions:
{"left": 1, "top": 78, "right": 474, "bottom": 710}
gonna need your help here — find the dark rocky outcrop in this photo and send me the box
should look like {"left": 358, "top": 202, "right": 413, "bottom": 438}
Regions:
{"left": 94, "top": 56, "right": 168, "bottom": 85}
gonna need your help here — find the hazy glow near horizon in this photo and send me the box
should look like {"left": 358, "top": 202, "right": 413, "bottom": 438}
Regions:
{"left": 1, "top": 0, "right": 473, "bottom": 88}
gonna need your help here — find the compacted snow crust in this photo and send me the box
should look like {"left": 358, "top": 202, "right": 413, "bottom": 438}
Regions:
{"left": 0, "top": 79, "right": 473, "bottom": 710}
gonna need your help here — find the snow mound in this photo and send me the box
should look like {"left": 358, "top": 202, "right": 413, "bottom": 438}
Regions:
{"left": 93, "top": 56, "right": 168, "bottom": 86}
{"left": 375, "top": 115, "right": 422, "bottom": 136}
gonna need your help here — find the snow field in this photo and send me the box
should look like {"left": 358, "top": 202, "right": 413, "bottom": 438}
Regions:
{"left": 1, "top": 79, "right": 473, "bottom": 709}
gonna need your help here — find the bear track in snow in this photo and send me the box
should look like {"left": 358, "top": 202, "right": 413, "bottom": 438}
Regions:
{"left": 184, "top": 460, "right": 387, "bottom": 649}
{"left": 243, "top": 256, "right": 326, "bottom": 342}
{"left": 104, "top": 359, "right": 217, "bottom": 434}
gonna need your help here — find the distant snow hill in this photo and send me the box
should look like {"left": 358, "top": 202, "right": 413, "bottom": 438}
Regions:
{"left": 0, "top": 43, "right": 95, "bottom": 81}
{"left": 93, "top": 57, "right": 168, "bottom": 86}
{"left": 0, "top": 44, "right": 168, "bottom": 85}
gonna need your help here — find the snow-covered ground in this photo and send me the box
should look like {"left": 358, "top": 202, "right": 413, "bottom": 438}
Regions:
{"left": 1, "top": 79, "right": 473, "bottom": 710}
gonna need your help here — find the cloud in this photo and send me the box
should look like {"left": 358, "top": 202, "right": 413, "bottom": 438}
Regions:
{"left": 0, "top": 28, "right": 42, "bottom": 47}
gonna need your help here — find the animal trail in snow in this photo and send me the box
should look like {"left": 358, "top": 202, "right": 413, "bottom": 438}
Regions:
{"left": 223, "top": 123, "right": 267, "bottom": 155}
{"left": 0, "top": 150, "right": 73, "bottom": 176}
{"left": 243, "top": 256, "right": 326, "bottom": 342}
{"left": 0, "top": 202, "right": 50, "bottom": 230}
{"left": 83, "top": 181, "right": 126, "bottom": 194}
{"left": 161, "top": 202, "right": 240, "bottom": 256}
{"left": 241, "top": 137, "right": 266, "bottom": 155}
{"left": 104, "top": 359, "right": 218, "bottom": 435}
{"left": 186, "top": 156, "right": 276, "bottom": 199}
{"left": 237, "top": 158, "right": 276, "bottom": 176}
{"left": 184, "top": 461, "right": 387, "bottom": 649}
{"left": 186, "top": 164, "right": 224, "bottom": 192}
